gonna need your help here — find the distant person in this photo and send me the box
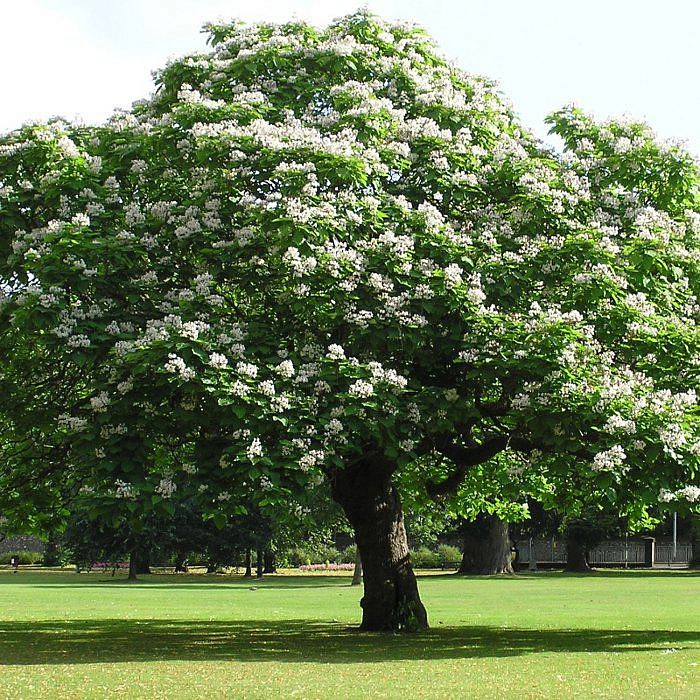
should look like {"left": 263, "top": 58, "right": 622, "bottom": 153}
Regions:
{"left": 10, "top": 555, "right": 19, "bottom": 572}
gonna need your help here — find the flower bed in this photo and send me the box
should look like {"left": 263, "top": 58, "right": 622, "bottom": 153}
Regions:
{"left": 298, "top": 563, "right": 354, "bottom": 572}
{"left": 90, "top": 562, "right": 129, "bottom": 570}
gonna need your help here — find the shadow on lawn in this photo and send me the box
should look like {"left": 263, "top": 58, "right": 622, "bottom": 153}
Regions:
{"left": 4, "top": 570, "right": 697, "bottom": 590}
{"left": 0, "top": 573, "right": 354, "bottom": 590}
{"left": 0, "top": 619, "right": 696, "bottom": 665}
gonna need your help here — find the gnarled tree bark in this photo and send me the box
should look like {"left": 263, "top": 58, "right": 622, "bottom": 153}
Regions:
{"left": 331, "top": 454, "right": 428, "bottom": 631}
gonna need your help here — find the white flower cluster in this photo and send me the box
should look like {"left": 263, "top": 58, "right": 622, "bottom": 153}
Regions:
{"left": 208, "top": 352, "right": 229, "bottom": 369}
{"left": 282, "top": 246, "right": 318, "bottom": 277}
{"left": 58, "top": 413, "right": 88, "bottom": 432}
{"left": 348, "top": 380, "right": 374, "bottom": 398}
{"left": 230, "top": 380, "right": 250, "bottom": 397}
{"left": 165, "top": 354, "right": 195, "bottom": 381}
{"left": 603, "top": 415, "right": 636, "bottom": 435}
{"left": 259, "top": 380, "right": 276, "bottom": 396}
{"left": 591, "top": 445, "right": 627, "bottom": 472}
{"left": 366, "top": 362, "right": 408, "bottom": 391}
{"left": 275, "top": 359, "right": 295, "bottom": 377}
{"left": 659, "top": 486, "right": 700, "bottom": 502}
{"left": 236, "top": 361, "right": 258, "bottom": 378}
{"left": 325, "top": 418, "right": 344, "bottom": 436}
{"left": 326, "top": 344, "right": 346, "bottom": 360}
{"left": 89, "top": 391, "right": 111, "bottom": 413}
{"left": 443, "top": 263, "right": 462, "bottom": 288}
{"left": 299, "top": 449, "right": 325, "bottom": 471}
{"left": 270, "top": 395, "right": 291, "bottom": 412}
{"left": 247, "top": 437, "right": 263, "bottom": 461}
{"left": 155, "top": 477, "right": 177, "bottom": 498}
{"left": 114, "top": 479, "right": 137, "bottom": 499}
{"left": 444, "top": 388, "right": 459, "bottom": 403}
{"left": 658, "top": 423, "right": 687, "bottom": 450}
{"left": 67, "top": 334, "right": 90, "bottom": 348}
{"left": 179, "top": 321, "right": 209, "bottom": 341}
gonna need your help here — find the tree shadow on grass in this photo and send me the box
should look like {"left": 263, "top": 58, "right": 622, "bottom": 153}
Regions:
{"left": 0, "top": 573, "right": 354, "bottom": 590}
{"left": 2, "top": 571, "right": 697, "bottom": 590}
{"left": 0, "top": 619, "right": 697, "bottom": 666}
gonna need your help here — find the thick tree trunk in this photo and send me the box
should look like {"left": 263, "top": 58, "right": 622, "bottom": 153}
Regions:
{"left": 263, "top": 550, "right": 276, "bottom": 574}
{"left": 243, "top": 548, "right": 252, "bottom": 578}
{"left": 256, "top": 548, "right": 264, "bottom": 579}
{"left": 565, "top": 533, "right": 592, "bottom": 572}
{"left": 331, "top": 454, "right": 428, "bottom": 631}
{"left": 351, "top": 550, "right": 363, "bottom": 586}
{"left": 459, "top": 514, "right": 514, "bottom": 575}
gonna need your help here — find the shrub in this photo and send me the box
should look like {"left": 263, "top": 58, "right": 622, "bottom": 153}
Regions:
{"left": 315, "top": 544, "right": 341, "bottom": 564}
{"left": 340, "top": 544, "right": 357, "bottom": 564}
{"left": 0, "top": 551, "right": 44, "bottom": 565}
{"left": 281, "top": 544, "right": 342, "bottom": 567}
{"left": 410, "top": 547, "right": 441, "bottom": 569}
{"left": 281, "top": 547, "right": 311, "bottom": 567}
{"left": 437, "top": 544, "right": 462, "bottom": 568}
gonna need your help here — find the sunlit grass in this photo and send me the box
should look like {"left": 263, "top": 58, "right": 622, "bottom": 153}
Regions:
{"left": 0, "top": 569, "right": 697, "bottom": 698}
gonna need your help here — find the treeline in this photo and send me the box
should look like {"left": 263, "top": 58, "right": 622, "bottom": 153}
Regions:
{"left": 6, "top": 507, "right": 696, "bottom": 575}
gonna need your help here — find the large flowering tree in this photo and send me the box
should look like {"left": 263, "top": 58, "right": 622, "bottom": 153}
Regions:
{"left": 1, "top": 12, "right": 698, "bottom": 630}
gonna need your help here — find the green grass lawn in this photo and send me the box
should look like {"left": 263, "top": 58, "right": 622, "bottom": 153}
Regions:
{"left": 0, "top": 569, "right": 698, "bottom": 698}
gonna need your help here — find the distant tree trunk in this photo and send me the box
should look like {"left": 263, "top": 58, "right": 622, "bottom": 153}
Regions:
{"left": 243, "top": 548, "right": 252, "bottom": 578}
{"left": 174, "top": 552, "right": 188, "bottom": 572}
{"left": 689, "top": 515, "right": 699, "bottom": 569}
{"left": 43, "top": 532, "right": 60, "bottom": 567}
{"left": 128, "top": 542, "right": 150, "bottom": 580}
{"left": 331, "top": 454, "right": 428, "bottom": 631}
{"left": 458, "top": 514, "right": 514, "bottom": 575}
{"left": 134, "top": 547, "right": 151, "bottom": 575}
{"left": 128, "top": 549, "right": 139, "bottom": 581}
{"left": 263, "top": 550, "right": 276, "bottom": 574}
{"left": 351, "top": 550, "right": 363, "bottom": 586}
{"left": 565, "top": 532, "right": 592, "bottom": 572}
{"left": 256, "top": 548, "right": 264, "bottom": 579}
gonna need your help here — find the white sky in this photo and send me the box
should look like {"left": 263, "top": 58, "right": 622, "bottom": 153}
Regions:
{"left": 2, "top": 0, "right": 699, "bottom": 155}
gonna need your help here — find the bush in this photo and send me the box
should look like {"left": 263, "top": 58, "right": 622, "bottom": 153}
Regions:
{"left": 0, "top": 551, "right": 43, "bottom": 565}
{"left": 340, "top": 544, "right": 357, "bottom": 564}
{"left": 410, "top": 547, "right": 441, "bottom": 569}
{"left": 315, "top": 544, "right": 341, "bottom": 564}
{"left": 437, "top": 544, "right": 462, "bottom": 568}
{"left": 281, "top": 544, "right": 342, "bottom": 567}
{"left": 281, "top": 547, "right": 311, "bottom": 567}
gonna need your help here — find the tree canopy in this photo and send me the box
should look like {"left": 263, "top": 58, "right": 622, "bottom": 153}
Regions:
{"left": 1, "top": 11, "right": 698, "bottom": 629}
